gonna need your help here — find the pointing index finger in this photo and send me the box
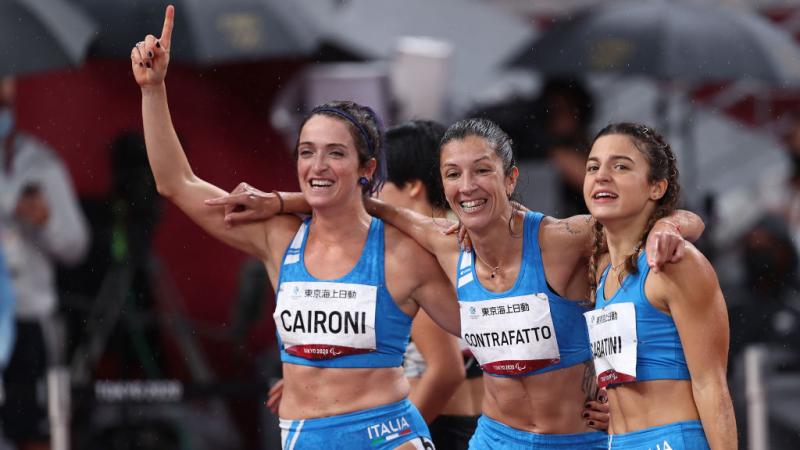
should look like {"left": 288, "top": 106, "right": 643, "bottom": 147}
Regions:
{"left": 160, "top": 5, "right": 175, "bottom": 50}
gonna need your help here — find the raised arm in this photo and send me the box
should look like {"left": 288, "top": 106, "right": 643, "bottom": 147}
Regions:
{"left": 130, "top": 6, "right": 288, "bottom": 260}
{"left": 654, "top": 246, "right": 737, "bottom": 449}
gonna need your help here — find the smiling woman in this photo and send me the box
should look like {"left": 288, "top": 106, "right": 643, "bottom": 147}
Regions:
{"left": 583, "top": 123, "right": 737, "bottom": 449}
{"left": 210, "top": 117, "right": 709, "bottom": 449}
{"left": 130, "top": 6, "right": 461, "bottom": 450}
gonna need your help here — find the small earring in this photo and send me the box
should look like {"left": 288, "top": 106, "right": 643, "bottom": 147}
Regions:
{"left": 358, "top": 176, "right": 370, "bottom": 186}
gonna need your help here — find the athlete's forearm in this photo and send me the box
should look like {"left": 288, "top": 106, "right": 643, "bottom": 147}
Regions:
{"left": 661, "top": 209, "right": 705, "bottom": 242}
{"left": 694, "top": 381, "right": 737, "bottom": 449}
{"left": 276, "top": 191, "right": 311, "bottom": 215}
{"left": 365, "top": 198, "right": 446, "bottom": 255}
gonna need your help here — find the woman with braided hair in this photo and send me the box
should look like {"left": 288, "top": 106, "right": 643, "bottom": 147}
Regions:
{"left": 583, "top": 123, "right": 736, "bottom": 449}
{"left": 130, "top": 6, "right": 461, "bottom": 449}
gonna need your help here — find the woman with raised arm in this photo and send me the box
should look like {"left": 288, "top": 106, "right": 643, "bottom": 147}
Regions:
{"left": 130, "top": 7, "right": 460, "bottom": 449}
{"left": 583, "top": 123, "right": 736, "bottom": 449}
{"left": 210, "top": 118, "right": 704, "bottom": 449}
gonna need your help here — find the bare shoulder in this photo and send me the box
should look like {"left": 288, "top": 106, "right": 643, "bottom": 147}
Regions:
{"left": 384, "top": 223, "right": 438, "bottom": 264}
{"left": 539, "top": 214, "right": 594, "bottom": 261}
{"left": 263, "top": 214, "right": 304, "bottom": 260}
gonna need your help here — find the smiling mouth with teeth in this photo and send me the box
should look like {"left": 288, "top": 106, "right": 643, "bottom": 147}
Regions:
{"left": 310, "top": 180, "right": 334, "bottom": 187}
{"left": 593, "top": 192, "right": 618, "bottom": 199}
{"left": 460, "top": 199, "right": 487, "bottom": 211}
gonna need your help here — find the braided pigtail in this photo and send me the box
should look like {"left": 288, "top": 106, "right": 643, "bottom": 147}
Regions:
{"left": 587, "top": 219, "right": 608, "bottom": 305}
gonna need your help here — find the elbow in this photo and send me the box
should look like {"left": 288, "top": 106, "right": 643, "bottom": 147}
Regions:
{"left": 155, "top": 182, "right": 175, "bottom": 199}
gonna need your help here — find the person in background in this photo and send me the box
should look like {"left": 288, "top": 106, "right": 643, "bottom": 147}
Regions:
{"left": 728, "top": 214, "right": 800, "bottom": 362}
{"left": 0, "top": 240, "right": 16, "bottom": 378}
{"left": 0, "top": 76, "right": 90, "bottom": 450}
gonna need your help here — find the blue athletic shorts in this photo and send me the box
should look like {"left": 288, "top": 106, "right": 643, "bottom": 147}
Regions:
{"left": 280, "top": 398, "right": 434, "bottom": 449}
{"left": 468, "top": 415, "right": 607, "bottom": 450}
{"left": 607, "top": 420, "right": 709, "bottom": 450}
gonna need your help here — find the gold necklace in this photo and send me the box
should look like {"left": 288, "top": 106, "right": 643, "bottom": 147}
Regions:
{"left": 474, "top": 250, "right": 502, "bottom": 279}
{"left": 609, "top": 243, "right": 643, "bottom": 275}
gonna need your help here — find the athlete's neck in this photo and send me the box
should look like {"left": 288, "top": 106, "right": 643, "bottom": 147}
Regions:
{"left": 469, "top": 209, "right": 524, "bottom": 271}
{"left": 602, "top": 212, "right": 652, "bottom": 269}
{"left": 310, "top": 199, "right": 372, "bottom": 245}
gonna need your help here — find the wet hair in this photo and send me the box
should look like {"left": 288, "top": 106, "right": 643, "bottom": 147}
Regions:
{"left": 297, "top": 100, "right": 386, "bottom": 196}
{"left": 441, "top": 118, "right": 516, "bottom": 176}
{"left": 588, "top": 122, "right": 681, "bottom": 304}
{"left": 441, "top": 118, "right": 521, "bottom": 235}
{"left": 384, "top": 120, "right": 448, "bottom": 210}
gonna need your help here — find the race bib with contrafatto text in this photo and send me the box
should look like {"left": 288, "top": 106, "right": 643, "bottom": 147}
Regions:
{"left": 460, "top": 293, "right": 560, "bottom": 376}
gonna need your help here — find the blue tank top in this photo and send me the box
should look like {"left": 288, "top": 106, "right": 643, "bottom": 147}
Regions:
{"left": 274, "top": 218, "right": 412, "bottom": 368}
{"left": 594, "top": 251, "right": 690, "bottom": 383}
{"left": 456, "top": 211, "right": 592, "bottom": 377}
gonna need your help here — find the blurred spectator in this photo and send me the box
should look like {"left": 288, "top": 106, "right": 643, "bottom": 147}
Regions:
{"left": 768, "top": 113, "right": 800, "bottom": 254}
{"left": 0, "top": 76, "right": 89, "bottom": 450}
{"left": 0, "top": 242, "right": 14, "bottom": 448}
{"left": 468, "top": 77, "right": 593, "bottom": 218}
{"left": 0, "top": 241, "right": 15, "bottom": 371}
{"left": 547, "top": 136, "right": 590, "bottom": 217}
{"left": 59, "top": 131, "right": 164, "bottom": 378}
{"left": 536, "top": 78, "right": 593, "bottom": 217}
{"left": 728, "top": 215, "right": 800, "bottom": 363}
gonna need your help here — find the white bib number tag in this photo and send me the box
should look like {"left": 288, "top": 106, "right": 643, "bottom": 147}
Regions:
{"left": 274, "top": 281, "right": 377, "bottom": 359}
{"left": 584, "top": 302, "right": 637, "bottom": 388}
{"left": 460, "top": 293, "right": 560, "bottom": 376}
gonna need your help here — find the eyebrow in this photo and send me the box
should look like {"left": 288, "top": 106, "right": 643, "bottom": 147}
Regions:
{"left": 587, "top": 155, "right": 636, "bottom": 163}
{"left": 442, "top": 155, "right": 492, "bottom": 168}
{"left": 297, "top": 141, "right": 348, "bottom": 149}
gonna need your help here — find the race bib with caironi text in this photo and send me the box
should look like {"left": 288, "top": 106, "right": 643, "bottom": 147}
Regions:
{"left": 460, "top": 293, "right": 560, "bottom": 376}
{"left": 584, "top": 302, "right": 637, "bottom": 388}
{"left": 275, "top": 281, "right": 377, "bottom": 359}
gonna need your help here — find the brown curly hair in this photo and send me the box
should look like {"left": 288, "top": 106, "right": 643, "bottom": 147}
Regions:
{"left": 587, "top": 123, "right": 681, "bottom": 304}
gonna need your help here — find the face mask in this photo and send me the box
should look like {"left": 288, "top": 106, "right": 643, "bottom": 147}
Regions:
{"left": 0, "top": 107, "right": 14, "bottom": 140}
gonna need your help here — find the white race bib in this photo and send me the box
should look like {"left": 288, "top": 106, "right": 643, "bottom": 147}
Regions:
{"left": 274, "top": 281, "right": 377, "bottom": 360}
{"left": 460, "top": 293, "right": 560, "bottom": 376}
{"left": 584, "top": 302, "right": 638, "bottom": 388}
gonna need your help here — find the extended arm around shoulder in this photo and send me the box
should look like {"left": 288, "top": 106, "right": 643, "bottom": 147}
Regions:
{"left": 365, "top": 197, "right": 458, "bottom": 257}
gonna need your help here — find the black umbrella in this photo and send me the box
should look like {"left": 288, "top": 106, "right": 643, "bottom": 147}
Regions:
{"left": 73, "top": 0, "right": 320, "bottom": 65}
{"left": 510, "top": 0, "right": 800, "bottom": 86}
{"left": 510, "top": 0, "right": 800, "bottom": 205}
{"left": 0, "top": 0, "right": 96, "bottom": 77}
